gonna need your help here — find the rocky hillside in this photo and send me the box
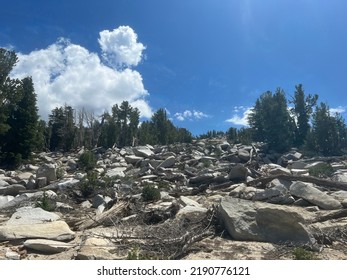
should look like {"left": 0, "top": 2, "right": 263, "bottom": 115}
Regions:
{"left": 1, "top": 139, "right": 347, "bottom": 260}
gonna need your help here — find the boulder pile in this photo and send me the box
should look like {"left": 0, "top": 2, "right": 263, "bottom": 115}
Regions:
{"left": 1, "top": 138, "right": 347, "bottom": 259}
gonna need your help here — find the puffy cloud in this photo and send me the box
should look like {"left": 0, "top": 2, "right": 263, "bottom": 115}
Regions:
{"left": 174, "top": 110, "right": 209, "bottom": 121}
{"left": 10, "top": 28, "right": 152, "bottom": 120}
{"left": 98, "top": 26, "right": 146, "bottom": 68}
{"left": 225, "top": 106, "right": 252, "bottom": 126}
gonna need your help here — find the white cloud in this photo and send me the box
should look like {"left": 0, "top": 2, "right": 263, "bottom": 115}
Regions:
{"left": 174, "top": 110, "right": 209, "bottom": 121}
{"left": 98, "top": 26, "right": 146, "bottom": 68}
{"left": 225, "top": 107, "right": 252, "bottom": 126}
{"left": 10, "top": 28, "right": 152, "bottom": 120}
{"left": 330, "top": 106, "right": 346, "bottom": 115}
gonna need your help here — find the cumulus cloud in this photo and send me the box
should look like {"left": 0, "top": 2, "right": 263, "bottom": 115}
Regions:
{"left": 174, "top": 110, "right": 209, "bottom": 121}
{"left": 225, "top": 106, "right": 252, "bottom": 126}
{"left": 98, "top": 26, "right": 146, "bottom": 68}
{"left": 10, "top": 27, "right": 152, "bottom": 120}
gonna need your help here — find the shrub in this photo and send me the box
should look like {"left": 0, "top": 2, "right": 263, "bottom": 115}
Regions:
{"left": 292, "top": 247, "right": 317, "bottom": 260}
{"left": 308, "top": 163, "right": 334, "bottom": 178}
{"left": 141, "top": 184, "right": 161, "bottom": 202}
{"left": 78, "top": 151, "right": 97, "bottom": 171}
{"left": 80, "top": 171, "right": 98, "bottom": 197}
{"left": 36, "top": 191, "right": 56, "bottom": 212}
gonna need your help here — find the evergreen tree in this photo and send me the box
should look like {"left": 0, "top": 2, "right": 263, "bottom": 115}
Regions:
{"left": 291, "top": 84, "right": 318, "bottom": 147}
{"left": 0, "top": 49, "right": 39, "bottom": 167}
{"left": 248, "top": 88, "right": 294, "bottom": 152}
{"left": 5, "top": 77, "right": 39, "bottom": 160}
{"left": 309, "top": 102, "right": 346, "bottom": 155}
{"left": 48, "top": 105, "right": 77, "bottom": 151}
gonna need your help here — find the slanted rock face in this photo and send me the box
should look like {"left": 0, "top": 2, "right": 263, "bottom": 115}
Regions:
{"left": 218, "top": 197, "right": 316, "bottom": 246}
{"left": 290, "top": 182, "right": 342, "bottom": 210}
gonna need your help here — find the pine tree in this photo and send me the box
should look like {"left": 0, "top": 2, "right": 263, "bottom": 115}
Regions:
{"left": 248, "top": 88, "right": 294, "bottom": 152}
{"left": 291, "top": 84, "right": 318, "bottom": 147}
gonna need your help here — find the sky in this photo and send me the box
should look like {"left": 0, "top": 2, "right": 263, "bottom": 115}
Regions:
{"left": 1, "top": 0, "right": 347, "bottom": 136}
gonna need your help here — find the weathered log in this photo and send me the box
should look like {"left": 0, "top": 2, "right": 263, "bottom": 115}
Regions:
{"left": 78, "top": 201, "right": 129, "bottom": 230}
{"left": 246, "top": 174, "right": 347, "bottom": 191}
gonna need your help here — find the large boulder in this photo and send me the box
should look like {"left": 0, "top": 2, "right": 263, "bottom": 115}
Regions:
{"left": 0, "top": 207, "right": 75, "bottom": 242}
{"left": 157, "top": 156, "right": 176, "bottom": 169}
{"left": 228, "top": 164, "right": 248, "bottom": 181}
{"left": 133, "top": 146, "right": 154, "bottom": 158}
{"left": 5, "top": 207, "right": 60, "bottom": 225}
{"left": 218, "top": 197, "right": 316, "bottom": 245}
{"left": 290, "top": 182, "right": 342, "bottom": 210}
{"left": 0, "top": 184, "right": 26, "bottom": 196}
{"left": 36, "top": 164, "right": 57, "bottom": 184}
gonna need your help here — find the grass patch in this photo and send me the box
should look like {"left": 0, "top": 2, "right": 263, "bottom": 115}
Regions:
{"left": 308, "top": 163, "right": 334, "bottom": 178}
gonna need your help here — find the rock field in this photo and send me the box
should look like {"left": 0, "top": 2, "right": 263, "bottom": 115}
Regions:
{"left": 1, "top": 138, "right": 347, "bottom": 260}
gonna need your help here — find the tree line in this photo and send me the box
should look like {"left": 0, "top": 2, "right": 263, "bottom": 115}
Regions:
{"left": 1, "top": 48, "right": 347, "bottom": 168}
{"left": 202, "top": 85, "right": 347, "bottom": 156}
{"left": 0, "top": 48, "right": 192, "bottom": 168}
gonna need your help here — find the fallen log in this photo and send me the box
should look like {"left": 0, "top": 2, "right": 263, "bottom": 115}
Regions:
{"left": 246, "top": 174, "right": 347, "bottom": 191}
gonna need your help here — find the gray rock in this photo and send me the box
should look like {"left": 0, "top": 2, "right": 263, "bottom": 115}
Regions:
{"left": 133, "top": 146, "right": 154, "bottom": 158}
{"left": 76, "top": 237, "right": 116, "bottom": 260}
{"left": 106, "top": 167, "right": 126, "bottom": 178}
{"left": 5, "top": 249, "right": 20, "bottom": 260}
{"left": 24, "top": 239, "right": 75, "bottom": 254}
{"left": 253, "top": 184, "right": 288, "bottom": 201}
{"left": 0, "top": 184, "right": 26, "bottom": 196}
{"left": 290, "top": 182, "right": 342, "bottom": 210}
{"left": 228, "top": 164, "right": 248, "bottom": 181}
{"left": 36, "top": 177, "right": 47, "bottom": 188}
{"left": 288, "top": 161, "right": 307, "bottom": 169}
{"left": 0, "top": 180, "right": 9, "bottom": 187}
{"left": 332, "top": 173, "right": 347, "bottom": 183}
{"left": 176, "top": 205, "right": 208, "bottom": 222}
{"left": 219, "top": 142, "right": 231, "bottom": 151}
{"left": 0, "top": 195, "right": 14, "bottom": 208}
{"left": 179, "top": 196, "right": 202, "bottom": 207}
{"left": 125, "top": 155, "right": 143, "bottom": 164}
{"left": 218, "top": 197, "right": 315, "bottom": 245}
{"left": 189, "top": 174, "right": 215, "bottom": 185}
{"left": 268, "top": 164, "right": 291, "bottom": 176}
{"left": 238, "top": 149, "right": 250, "bottom": 162}
{"left": 92, "top": 195, "right": 106, "bottom": 208}
{"left": 0, "top": 221, "right": 75, "bottom": 241}
{"left": 15, "top": 172, "right": 34, "bottom": 181}
{"left": 5, "top": 207, "right": 60, "bottom": 225}
{"left": 157, "top": 156, "right": 176, "bottom": 169}
{"left": 36, "top": 164, "right": 57, "bottom": 184}
{"left": 57, "top": 178, "right": 80, "bottom": 189}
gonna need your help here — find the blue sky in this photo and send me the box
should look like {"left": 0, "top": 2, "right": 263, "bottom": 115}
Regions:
{"left": 1, "top": 0, "right": 347, "bottom": 136}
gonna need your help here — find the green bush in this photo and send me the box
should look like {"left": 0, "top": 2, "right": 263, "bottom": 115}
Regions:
{"left": 78, "top": 151, "right": 97, "bottom": 171}
{"left": 292, "top": 247, "right": 317, "bottom": 260}
{"left": 80, "top": 171, "right": 98, "bottom": 197}
{"left": 141, "top": 184, "right": 161, "bottom": 202}
{"left": 36, "top": 191, "right": 56, "bottom": 212}
{"left": 308, "top": 163, "right": 334, "bottom": 178}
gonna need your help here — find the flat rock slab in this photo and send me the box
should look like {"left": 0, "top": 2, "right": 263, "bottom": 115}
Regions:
{"left": 5, "top": 207, "right": 60, "bottom": 225}
{"left": 24, "top": 239, "right": 75, "bottom": 254}
{"left": 0, "top": 220, "right": 75, "bottom": 241}
{"left": 290, "top": 182, "right": 342, "bottom": 210}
